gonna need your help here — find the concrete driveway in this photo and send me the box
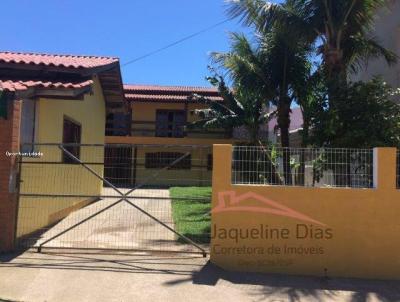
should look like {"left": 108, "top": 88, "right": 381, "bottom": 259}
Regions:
{"left": 1, "top": 251, "right": 400, "bottom": 302}
{"left": 33, "top": 188, "right": 199, "bottom": 253}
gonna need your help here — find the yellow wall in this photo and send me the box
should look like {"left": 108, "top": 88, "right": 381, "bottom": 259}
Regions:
{"left": 17, "top": 76, "right": 106, "bottom": 238}
{"left": 211, "top": 145, "right": 400, "bottom": 280}
{"left": 134, "top": 145, "right": 211, "bottom": 187}
{"left": 105, "top": 136, "right": 241, "bottom": 188}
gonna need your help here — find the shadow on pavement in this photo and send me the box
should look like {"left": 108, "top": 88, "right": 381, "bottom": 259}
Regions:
{"left": 0, "top": 251, "right": 205, "bottom": 276}
{"left": 2, "top": 252, "right": 400, "bottom": 302}
{"left": 190, "top": 261, "right": 400, "bottom": 302}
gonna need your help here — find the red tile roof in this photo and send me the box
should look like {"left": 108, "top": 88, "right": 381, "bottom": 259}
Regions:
{"left": 124, "top": 84, "right": 220, "bottom": 93}
{"left": 124, "top": 84, "right": 223, "bottom": 103}
{"left": 0, "top": 79, "right": 93, "bottom": 92}
{"left": 126, "top": 94, "right": 223, "bottom": 102}
{"left": 0, "top": 51, "right": 118, "bottom": 69}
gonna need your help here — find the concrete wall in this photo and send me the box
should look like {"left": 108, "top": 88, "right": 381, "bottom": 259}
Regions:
{"left": 16, "top": 76, "right": 106, "bottom": 238}
{"left": 211, "top": 145, "right": 400, "bottom": 280}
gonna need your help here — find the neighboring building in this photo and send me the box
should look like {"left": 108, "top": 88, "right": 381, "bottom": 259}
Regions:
{"left": 268, "top": 107, "right": 304, "bottom": 147}
{"left": 0, "top": 51, "right": 125, "bottom": 247}
{"left": 352, "top": 0, "right": 400, "bottom": 103}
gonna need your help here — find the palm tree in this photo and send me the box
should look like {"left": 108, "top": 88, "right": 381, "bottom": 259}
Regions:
{"left": 211, "top": 32, "right": 272, "bottom": 107}
{"left": 189, "top": 74, "right": 283, "bottom": 185}
{"left": 188, "top": 74, "right": 270, "bottom": 144}
{"left": 191, "top": 33, "right": 272, "bottom": 143}
{"left": 261, "top": 25, "right": 311, "bottom": 149}
{"left": 227, "top": 0, "right": 397, "bottom": 108}
{"left": 195, "top": 31, "right": 311, "bottom": 184}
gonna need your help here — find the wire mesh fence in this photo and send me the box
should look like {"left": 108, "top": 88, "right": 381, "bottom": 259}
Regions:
{"left": 232, "top": 146, "right": 374, "bottom": 188}
{"left": 16, "top": 144, "right": 212, "bottom": 254}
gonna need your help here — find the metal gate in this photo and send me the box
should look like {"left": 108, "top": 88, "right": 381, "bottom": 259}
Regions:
{"left": 16, "top": 143, "right": 212, "bottom": 256}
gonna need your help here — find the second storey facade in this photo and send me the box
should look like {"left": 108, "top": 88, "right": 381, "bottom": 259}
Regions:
{"left": 107, "top": 84, "right": 231, "bottom": 139}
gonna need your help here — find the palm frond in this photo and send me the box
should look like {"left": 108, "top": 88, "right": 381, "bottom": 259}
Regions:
{"left": 345, "top": 34, "right": 398, "bottom": 74}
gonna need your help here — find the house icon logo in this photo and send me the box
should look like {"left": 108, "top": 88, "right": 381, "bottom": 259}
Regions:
{"left": 212, "top": 191, "right": 326, "bottom": 226}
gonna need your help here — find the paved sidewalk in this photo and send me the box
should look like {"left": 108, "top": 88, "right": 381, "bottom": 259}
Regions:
{"left": 1, "top": 251, "right": 400, "bottom": 302}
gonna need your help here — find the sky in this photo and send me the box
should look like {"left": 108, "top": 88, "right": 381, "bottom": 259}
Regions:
{"left": 0, "top": 0, "right": 271, "bottom": 87}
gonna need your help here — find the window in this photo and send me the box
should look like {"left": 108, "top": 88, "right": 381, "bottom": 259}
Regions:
{"left": 62, "top": 116, "right": 81, "bottom": 163}
{"left": 0, "top": 93, "right": 7, "bottom": 119}
{"left": 145, "top": 152, "right": 191, "bottom": 170}
{"left": 20, "top": 99, "right": 37, "bottom": 153}
{"left": 155, "top": 110, "right": 185, "bottom": 137}
{"left": 106, "top": 112, "right": 131, "bottom": 136}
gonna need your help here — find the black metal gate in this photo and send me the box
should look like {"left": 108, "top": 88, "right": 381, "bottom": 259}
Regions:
{"left": 16, "top": 143, "right": 212, "bottom": 256}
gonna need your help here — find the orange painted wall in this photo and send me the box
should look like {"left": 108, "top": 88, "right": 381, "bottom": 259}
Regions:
{"left": 211, "top": 145, "right": 400, "bottom": 280}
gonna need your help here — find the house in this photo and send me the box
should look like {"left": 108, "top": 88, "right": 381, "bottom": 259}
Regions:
{"left": 0, "top": 50, "right": 304, "bottom": 251}
{"left": 352, "top": 0, "right": 400, "bottom": 103}
{"left": 104, "top": 84, "right": 235, "bottom": 187}
{"left": 103, "top": 85, "right": 307, "bottom": 187}
{"left": 0, "top": 51, "right": 125, "bottom": 248}
{"left": 268, "top": 107, "right": 304, "bottom": 147}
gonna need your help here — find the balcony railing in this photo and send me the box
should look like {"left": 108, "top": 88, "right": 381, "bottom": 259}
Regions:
{"left": 106, "top": 120, "right": 231, "bottom": 138}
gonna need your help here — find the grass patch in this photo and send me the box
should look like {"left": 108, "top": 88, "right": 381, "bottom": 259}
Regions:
{"left": 170, "top": 187, "right": 211, "bottom": 244}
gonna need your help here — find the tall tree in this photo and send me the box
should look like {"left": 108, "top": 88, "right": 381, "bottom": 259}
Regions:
{"left": 227, "top": 0, "right": 397, "bottom": 109}
{"left": 209, "top": 31, "right": 311, "bottom": 183}
{"left": 213, "top": 29, "right": 311, "bottom": 149}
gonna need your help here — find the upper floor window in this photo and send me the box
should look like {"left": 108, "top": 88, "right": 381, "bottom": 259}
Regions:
{"left": 155, "top": 110, "right": 185, "bottom": 137}
{"left": 62, "top": 116, "right": 81, "bottom": 163}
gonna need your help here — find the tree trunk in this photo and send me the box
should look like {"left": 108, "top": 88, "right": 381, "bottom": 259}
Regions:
{"left": 296, "top": 113, "right": 309, "bottom": 186}
{"left": 324, "top": 48, "right": 347, "bottom": 110}
{"left": 277, "top": 97, "right": 292, "bottom": 185}
{"left": 257, "top": 142, "right": 283, "bottom": 185}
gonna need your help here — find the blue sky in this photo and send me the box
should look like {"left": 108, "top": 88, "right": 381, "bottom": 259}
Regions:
{"left": 0, "top": 0, "right": 271, "bottom": 86}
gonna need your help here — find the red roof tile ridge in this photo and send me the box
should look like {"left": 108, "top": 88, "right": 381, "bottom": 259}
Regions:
{"left": 0, "top": 50, "right": 118, "bottom": 60}
{"left": 0, "top": 79, "right": 94, "bottom": 92}
{"left": 123, "top": 83, "right": 218, "bottom": 91}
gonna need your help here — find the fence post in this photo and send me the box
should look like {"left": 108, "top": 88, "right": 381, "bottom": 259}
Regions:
{"left": 373, "top": 147, "right": 397, "bottom": 191}
{"left": 212, "top": 144, "right": 232, "bottom": 190}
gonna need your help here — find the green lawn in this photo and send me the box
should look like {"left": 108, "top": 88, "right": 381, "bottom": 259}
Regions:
{"left": 169, "top": 187, "right": 211, "bottom": 244}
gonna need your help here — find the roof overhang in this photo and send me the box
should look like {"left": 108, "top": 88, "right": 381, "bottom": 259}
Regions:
{"left": 15, "top": 86, "right": 92, "bottom": 100}
{"left": 98, "top": 63, "right": 128, "bottom": 114}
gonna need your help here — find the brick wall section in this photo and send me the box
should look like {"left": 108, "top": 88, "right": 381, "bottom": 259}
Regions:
{"left": 0, "top": 99, "right": 21, "bottom": 252}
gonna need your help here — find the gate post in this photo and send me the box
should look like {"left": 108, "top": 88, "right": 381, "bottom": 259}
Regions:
{"left": 212, "top": 144, "right": 232, "bottom": 190}
{"left": 373, "top": 147, "right": 397, "bottom": 191}
{"left": 0, "top": 99, "right": 21, "bottom": 252}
